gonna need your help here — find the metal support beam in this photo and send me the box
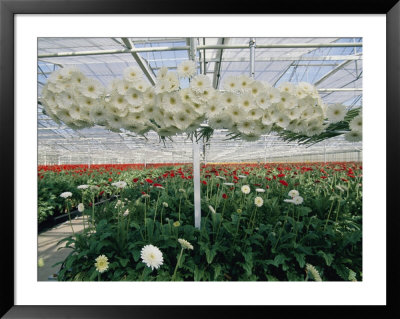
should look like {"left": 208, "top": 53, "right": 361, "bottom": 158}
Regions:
{"left": 249, "top": 38, "right": 256, "bottom": 78}
{"left": 38, "top": 42, "right": 362, "bottom": 59}
{"left": 120, "top": 37, "right": 157, "bottom": 86}
{"left": 212, "top": 38, "right": 226, "bottom": 89}
{"left": 313, "top": 59, "right": 354, "bottom": 86}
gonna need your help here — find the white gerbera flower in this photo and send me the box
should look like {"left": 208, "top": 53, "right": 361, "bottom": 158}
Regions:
{"left": 247, "top": 108, "right": 263, "bottom": 120}
{"left": 161, "top": 92, "right": 183, "bottom": 113}
{"left": 292, "top": 195, "right": 304, "bottom": 205}
{"left": 220, "top": 92, "right": 237, "bottom": 109}
{"left": 227, "top": 105, "right": 245, "bottom": 123}
{"left": 78, "top": 78, "right": 104, "bottom": 99}
{"left": 237, "top": 92, "right": 255, "bottom": 111}
{"left": 254, "top": 196, "right": 264, "bottom": 207}
{"left": 241, "top": 185, "right": 251, "bottom": 194}
{"left": 143, "top": 87, "right": 156, "bottom": 105}
{"left": 223, "top": 75, "right": 240, "bottom": 91}
{"left": 249, "top": 81, "right": 265, "bottom": 97}
{"left": 190, "top": 74, "right": 211, "bottom": 94}
{"left": 125, "top": 88, "right": 143, "bottom": 107}
{"left": 238, "top": 175, "right": 247, "bottom": 178}
{"left": 256, "top": 92, "right": 271, "bottom": 110}
{"left": 177, "top": 60, "right": 197, "bottom": 78}
{"left": 223, "top": 182, "right": 234, "bottom": 186}
{"left": 237, "top": 119, "right": 256, "bottom": 135}
{"left": 237, "top": 74, "right": 254, "bottom": 91}
{"left": 349, "top": 114, "right": 362, "bottom": 132}
{"left": 286, "top": 107, "right": 301, "bottom": 120}
{"left": 216, "top": 176, "right": 226, "bottom": 180}
{"left": 261, "top": 111, "right": 274, "bottom": 125}
{"left": 141, "top": 245, "right": 164, "bottom": 271}
{"left": 279, "top": 92, "right": 297, "bottom": 109}
{"left": 275, "top": 114, "right": 290, "bottom": 128}
{"left": 162, "top": 202, "right": 168, "bottom": 208}
{"left": 208, "top": 112, "right": 232, "bottom": 129}
{"left": 345, "top": 130, "right": 362, "bottom": 142}
{"left": 279, "top": 82, "right": 295, "bottom": 94}
{"left": 112, "top": 181, "right": 127, "bottom": 189}
{"left": 256, "top": 188, "right": 265, "bottom": 193}
{"left": 205, "top": 97, "right": 223, "bottom": 117}
{"left": 77, "top": 184, "right": 89, "bottom": 190}
{"left": 116, "top": 80, "right": 131, "bottom": 95}
{"left": 288, "top": 189, "right": 299, "bottom": 198}
{"left": 106, "top": 114, "right": 124, "bottom": 130}
{"left": 60, "top": 192, "right": 72, "bottom": 198}
{"left": 132, "top": 79, "right": 150, "bottom": 93}
{"left": 178, "top": 238, "right": 194, "bottom": 250}
{"left": 109, "top": 93, "right": 128, "bottom": 110}
{"left": 77, "top": 203, "right": 85, "bottom": 212}
{"left": 266, "top": 87, "right": 281, "bottom": 104}
{"left": 123, "top": 66, "right": 143, "bottom": 83}
{"left": 327, "top": 104, "right": 347, "bottom": 123}
{"left": 166, "top": 72, "right": 180, "bottom": 92}
{"left": 173, "top": 111, "right": 192, "bottom": 131}
{"left": 143, "top": 104, "right": 157, "bottom": 120}
{"left": 94, "top": 255, "right": 109, "bottom": 273}
{"left": 156, "top": 66, "right": 169, "bottom": 80}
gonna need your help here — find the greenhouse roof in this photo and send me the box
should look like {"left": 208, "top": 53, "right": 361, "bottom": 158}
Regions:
{"left": 37, "top": 37, "right": 362, "bottom": 164}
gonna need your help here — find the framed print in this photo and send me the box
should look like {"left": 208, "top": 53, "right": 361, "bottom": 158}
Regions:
{"left": 1, "top": 0, "right": 399, "bottom": 318}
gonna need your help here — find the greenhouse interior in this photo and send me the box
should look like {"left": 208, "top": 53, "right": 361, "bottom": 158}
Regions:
{"left": 37, "top": 37, "right": 362, "bottom": 282}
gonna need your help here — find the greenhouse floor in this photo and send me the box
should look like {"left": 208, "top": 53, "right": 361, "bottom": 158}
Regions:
{"left": 38, "top": 217, "right": 85, "bottom": 281}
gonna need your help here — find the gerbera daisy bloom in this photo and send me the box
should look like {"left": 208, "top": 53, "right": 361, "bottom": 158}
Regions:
{"left": 190, "top": 74, "right": 211, "bottom": 94}
{"left": 116, "top": 80, "right": 131, "bottom": 95}
{"left": 173, "top": 111, "right": 192, "bottom": 131}
{"left": 60, "top": 192, "right": 72, "bottom": 198}
{"left": 156, "top": 66, "right": 169, "bottom": 80}
{"left": 292, "top": 195, "right": 304, "bottom": 205}
{"left": 265, "top": 87, "right": 281, "bottom": 104}
{"left": 254, "top": 196, "right": 264, "bottom": 207}
{"left": 237, "top": 119, "right": 256, "bottom": 135}
{"left": 327, "top": 104, "right": 347, "bottom": 123}
{"left": 177, "top": 60, "right": 197, "bottom": 78}
{"left": 77, "top": 203, "right": 85, "bottom": 212}
{"left": 125, "top": 88, "right": 143, "bottom": 107}
{"left": 256, "top": 188, "right": 265, "bottom": 193}
{"left": 241, "top": 185, "right": 251, "bottom": 194}
{"left": 94, "top": 255, "right": 109, "bottom": 273}
{"left": 220, "top": 92, "right": 237, "bottom": 109}
{"left": 349, "top": 114, "right": 362, "bottom": 132}
{"left": 112, "top": 181, "right": 127, "bottom": 189}
{"left": 123, "top": 66, "right": 143, "bottom": 83}
{"left": 141, "top": 245, "right": 164, "bottom": 271}
{"left": 288, "top": 190, "right": 299, "bottom": 198}
{"left": 345, "top": 130, "right": 362, "bottom": 142}
{"left": 208, "top": 112, "right": 232, "bottom": 130}
{"left": 249, "top": 80, "right": 265, "bottom": 97}
{"left": 255, "top": 92, "right": 271, "bottom": 110}
{"left": 237, "top": 92, "right": 255, "bottom": 111}
{"left": 278, "top": 82, "right": 295, "bottom": 94}
{"left": 178, "top": 238, "right": 194, "bottom": 250}
{"left": 237, "top": 74, "right": 254, "bottom": 91}
{"left": 222, "top": 75, "right": 240, "bottom": 91}
{"left": 78, "top": 78, "right": 104, "bottom": 99}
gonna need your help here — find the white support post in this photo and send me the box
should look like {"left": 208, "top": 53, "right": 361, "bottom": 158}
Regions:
{"left": 190, "top": 37, "right": 202, "bottom": 229}
{"left": 193, "top": 141, "right": 201, "bottom": 229}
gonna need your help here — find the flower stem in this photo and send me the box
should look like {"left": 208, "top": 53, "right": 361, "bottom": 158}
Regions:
{"left": 172, "top": 248, "right": 184, "bottom": 281}
{"left": 66, "top": 200, "right": 75, "bottom": 236}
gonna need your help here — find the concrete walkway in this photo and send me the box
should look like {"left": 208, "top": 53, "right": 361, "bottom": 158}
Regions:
{"left": 38, "top": 216, "right": 88, "bottom": 281}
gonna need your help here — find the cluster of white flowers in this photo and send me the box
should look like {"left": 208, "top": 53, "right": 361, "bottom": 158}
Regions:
{"left": 41, "top": 62, "right": 361, "bottom": 142}
{"left": 208, "top": 76, "right": 329, "bottom": 141}
{"left": 111, "top": 181, "right": 127, "bottom": 189}
{"left": 345, "top": 112, "right": 362, "bottom": 142}
{"left": 284, "top": 189, "right": 304, "bottom": 205}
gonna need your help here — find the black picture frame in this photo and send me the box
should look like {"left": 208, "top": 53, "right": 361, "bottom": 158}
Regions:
{"left": 1, "top": 0, "right": 399, "bottom": 318}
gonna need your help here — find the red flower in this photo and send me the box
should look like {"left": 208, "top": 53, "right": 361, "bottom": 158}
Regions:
{"left": 233, "top": 176, "right": 239, "bottom": 180}
{"left": 277, "top": 173, "right": 285, "bottom": 177}
{"left": 320, "top": 176, "right": 328, "bottom": 179}
{"left": 341, "top": 178, "right": 349, "bottom": 182}
{"left": 222, "top": 193, "right": 227, "bottom": 199}
{"left": 141, "top": 191, "right": 146, "bottom": 195}
{"left": 279, "top": 180, "right": 288, "bottom": 187}
{"left": 133, "top": 178, "right": 138, "bottom": 183}
{"left": 202, "top": 180, "right": 207, "bottom": 185}
{"left": 145, "top": 178, "right": 153, "bottom": 184}
{"left": 266, "top": 177, "right": 271, "bottom": 181}
{"left": 266, "top": 185, "right": 270, "bottom": 189}
{"left": 108, "top": 178, "right": 112, "bottom": 182}
{"left": 99, "top": 191, "right": 104, "bottom": 196}
{"left": 314, "top": 180, "right": 321, "bottom": 183}
{"left": 153, "top": 183, "right": 163, "bottom": 187}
